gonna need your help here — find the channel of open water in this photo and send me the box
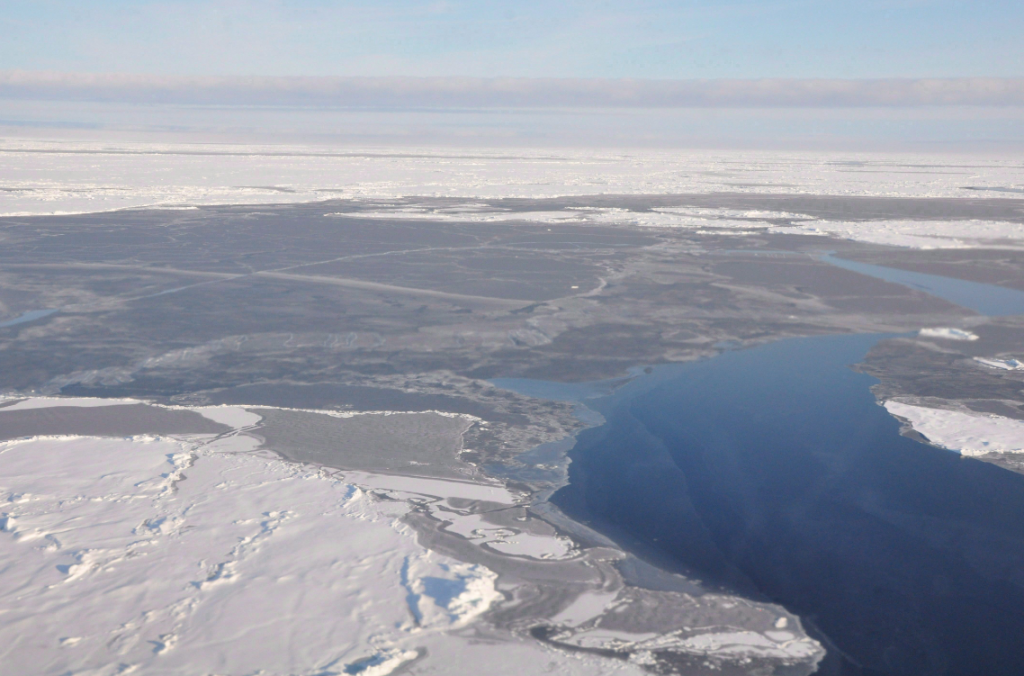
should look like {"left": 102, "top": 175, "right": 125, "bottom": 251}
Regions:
{"left": 495, "top": 258, "right": 1024, "bottom": 675}
{"left": 0, "top": 308, "right": 57, "bottom": 329}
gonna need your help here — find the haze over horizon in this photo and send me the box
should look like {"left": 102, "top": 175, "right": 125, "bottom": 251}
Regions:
{"left": 2, "top": 1, "right": 1022, "bottom": 150}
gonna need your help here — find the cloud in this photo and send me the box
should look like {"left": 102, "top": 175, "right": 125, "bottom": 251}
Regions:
{"left": 1, "top": 71, "right": 1022, "bottom": 109}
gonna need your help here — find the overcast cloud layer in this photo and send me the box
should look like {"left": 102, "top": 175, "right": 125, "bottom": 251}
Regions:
{"left": 3, "top": 72, "right": 1023, "bottom": 109}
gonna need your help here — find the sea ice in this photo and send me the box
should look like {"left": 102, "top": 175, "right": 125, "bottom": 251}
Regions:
{"left": 0, "top": 396, "right": 143, "bottom": 411}
{"left": 885, "top": 401, "right": 1024, "bottom": 456}
{"left": 0, "top": 434, "right": 424, "bottom": 674}
{"left": 773, "top": 219, "right": 1024, "bottom": 249}
{"left": 0, "top": 395, "right": 637, "bottom": 675}
{"left": 974, "top": 357, "right": 1024, "bottom": 371}
{"left": 434, "top": 507, "right": 576, "bottom": 560}
{"left": 3, "top": 140, "right": 1022, "bottom": 216}
{"left": 918, "top": 327, "right": 979, "bottom": 341}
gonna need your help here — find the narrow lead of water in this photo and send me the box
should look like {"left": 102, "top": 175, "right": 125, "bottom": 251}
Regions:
{"left": 823, "top": 253, "right": 1024, "bottom": 316}
{"left": 0, "top": 309, "right": 57, "bottom": 329}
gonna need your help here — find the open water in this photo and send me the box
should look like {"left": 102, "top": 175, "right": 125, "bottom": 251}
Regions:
{"left": 550, "top": 334, "right": 1024, "bottom": 675}
{"left": 496, "top": 261, "right": 1024, "bottom": 675}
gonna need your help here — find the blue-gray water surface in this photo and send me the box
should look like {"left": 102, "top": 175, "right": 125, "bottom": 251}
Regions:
{"left": 824, "top": 254, "right": 1024, "bottom": 316}
{"left": 546, "top": 334, "right": 1024, "bottom": 675}
{"left": 0, "top": 309, "right": 57, "bottom": 329}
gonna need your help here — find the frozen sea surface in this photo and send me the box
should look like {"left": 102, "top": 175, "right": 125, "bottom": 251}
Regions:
{"left": 2, "top": 140, "right": 1023, "bottom": 216}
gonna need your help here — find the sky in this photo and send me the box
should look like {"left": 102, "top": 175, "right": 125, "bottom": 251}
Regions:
{"left": 0, "top": 0, "right": 1021, "bottom": 149}
{"left": 1, "top": 0, "right": 1022, "bottom": 80}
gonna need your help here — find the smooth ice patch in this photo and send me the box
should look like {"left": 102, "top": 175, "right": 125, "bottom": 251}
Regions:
{"left": 0, "top": 396, "right": 142, "bottom": 411}
{"left": 918, "top": 327, "right": 979, "bottom": 341}
{"left": 975, "top": 357, "right": 1024, "bottom": 371}
{"left": 435, "top": 507, "right": 576, "bottom": 560}
{"left": 885, "top": 401, "right": 1024, "bottom": 456}
{"left": 552, "top": 590, "right": 621, "bottom": 627}
{"left": 342, "top": 470, "right": 516, "bottom": 504}
{"left": 191, "top": 405, "right": 263, "bottom": 429}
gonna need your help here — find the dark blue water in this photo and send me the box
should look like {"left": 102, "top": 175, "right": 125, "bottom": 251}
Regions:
{"left": 823, "top": 254, "right": 1024, "bottom": 316}
{"left": 549, "top": 334, "right": 1024, "bottom": 676}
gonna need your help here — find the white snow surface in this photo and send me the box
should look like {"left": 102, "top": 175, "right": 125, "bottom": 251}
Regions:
{"left": 327, "top": 204, "right": 1024, "bottom": 248}
{"left": 974, "top": 357, "right": 1024, "bottom": 371}
{"left": 772, "top": 219, "right": 1024, "bottom": 249}
{"left": 191, "top": 405, "right": 263, "bottom": 428}
{"left": 432, "top": 506, "right": 577, "bottom": 560}
{"left": 0, "top": 396, "right": 143, "bottom": 411}
{"left": 918, "top": 327, "right": 979, "bottom": 341}
{"left": 0, "top": 398, "right": 264, "bottom": 431}
{"left": 885, "top": 401, "right": 1024, "bottom": 457}
{"left": 560, "top": 624, "right": 821, "bottom": 662}
{"left": 0, "top": 433, "right": 483, "bottom": 674}
{"left": 342, "top": 470, "right": 516, "bottom": 504}
{"left": 0, "top": 396, "right": 643, "bottom": 675}
{"left": 2, "top": 139, "right": 1023, "bottom": 218}
{"left": 551, "top": 590, "right": 621, "bottom": 626}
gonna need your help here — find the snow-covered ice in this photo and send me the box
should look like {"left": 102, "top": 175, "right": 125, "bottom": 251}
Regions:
{"left": 2, "top": 139, "right": 1022, "bottom": 217}
{"left": 432, "top": 507, "right": 577, "bottom": 560}
{"left": 551, "top": 590, "right": 621, "bottom": 626}
{"left": 974, "top": 357, "right": 1024, "bottom": 371}
{"left": 0, "top": 416, "right": 637, "bottom": 675}
{"left": 885, "top": 401, "right": 1024, "bottom": 457}
{"left": 918, "top": 327, "right": 979, "bottom": 341}
{"left": 0, "top": 433, "right": 428, "bottom": 675}
{"left": 0, "top": 396, "right": 143, "bottom": 411}
{"left": 772, "top": 219, "right": 1024, "bottom": 249}
{"left": 341, "top": 469, "right": 516, "bottom": 504}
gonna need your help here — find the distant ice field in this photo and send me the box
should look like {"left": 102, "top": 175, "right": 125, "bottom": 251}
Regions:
{"left": 2, "top": 139, "right": 1022, "bottom": 217}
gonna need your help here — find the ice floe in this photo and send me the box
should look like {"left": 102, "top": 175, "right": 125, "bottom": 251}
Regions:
{"left": 918, "top": 327, "right": 979, "bottom": 341}
{"left": 885, "top": 401, "right": 1024, "bottom": 456}
{"left": 341, "top": 470, "right": 516, "bottom": 504}
{"left": 773, "top": 219, "right": 1024, "bottom": 249}
{"left": 552, "top": 616, "right": 822, "bottom": 662}
{"left": 0, "top": 396, "right": 143, "bottom": 411}
{"left": 433, "top": 507, "right": 577, "bottom": 560}
{"left": 191, "top": 404, "right": 263, "bottom": 428}
{"left": 974, "top": 357, "right": 1024, "bottom": 371}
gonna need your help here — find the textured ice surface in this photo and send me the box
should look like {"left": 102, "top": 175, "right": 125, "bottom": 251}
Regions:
{"left": 0, "top": 434, "right": 422, "bottom": 675}
{"left": 0, "top": 426, "right": 633, "bottom": 674}
{"left": 885, "top": 401, "right": 1024, "bottom": 456}
{"left": 2, "top": 140, "right": 1023, "bottom": 216}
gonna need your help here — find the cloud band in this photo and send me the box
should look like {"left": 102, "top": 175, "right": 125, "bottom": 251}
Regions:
{"left": 2, "top": 71, "right": 1023, "bottom": 108}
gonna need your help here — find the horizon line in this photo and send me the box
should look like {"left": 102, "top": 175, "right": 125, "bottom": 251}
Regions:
{"left": 2, "top": 71, "right": 1024, "bottom": 109}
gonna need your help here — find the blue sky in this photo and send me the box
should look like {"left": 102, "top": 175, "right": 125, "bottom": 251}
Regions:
{"left": 1, "top": 1, "right": 1020, "bottom": 149}
{"left": 1, "top": 0, "right": 1021, "bottom": 80}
